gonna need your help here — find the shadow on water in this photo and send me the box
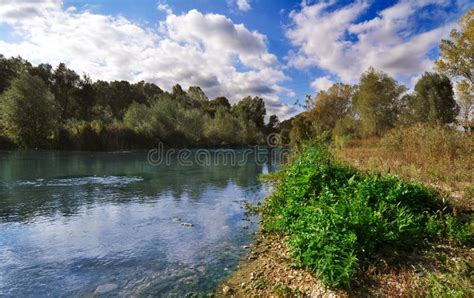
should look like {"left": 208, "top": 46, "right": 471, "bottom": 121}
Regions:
{"left": 0, "top": 149, "right": 280, "bottom": 296}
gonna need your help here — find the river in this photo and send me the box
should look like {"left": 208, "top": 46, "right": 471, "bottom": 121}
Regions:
{"left": 0, "top": 149, "right": 281, "bottom": 296}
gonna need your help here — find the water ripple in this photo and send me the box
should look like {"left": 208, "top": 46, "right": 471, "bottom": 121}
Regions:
{"left": 14, "top": 176, "right": 144, "bottom": 187}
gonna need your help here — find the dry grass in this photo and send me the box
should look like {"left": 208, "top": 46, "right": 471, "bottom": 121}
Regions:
{"left": 334, "top": 124, "right": 473, "bottom": 297}
{"left": 335, "top": 124, "right": 473, "bottom": 210}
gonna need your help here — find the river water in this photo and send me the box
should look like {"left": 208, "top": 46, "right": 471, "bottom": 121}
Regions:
{"left": 0, "top": 149, "right": 281, "bottom": 296}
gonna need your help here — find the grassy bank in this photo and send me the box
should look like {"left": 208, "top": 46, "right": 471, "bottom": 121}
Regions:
{"left": 219, "top": 127, "right": 473, "bottom": 296}
{"left": 262, "top": 142, "right": 472, "bottom": 287}
{"left": 335, "top": 124, "right": 473, "bottom": 209}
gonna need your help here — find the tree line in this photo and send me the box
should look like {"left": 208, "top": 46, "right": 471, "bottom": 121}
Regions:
{"left": 285, "top": 9, "right": 473, "bottom": 147}
{"left": 0, "top": 9, "right": 471, "bottom": 151}
{"left": 0, "top": 58, "right": 280, "bottom": 150}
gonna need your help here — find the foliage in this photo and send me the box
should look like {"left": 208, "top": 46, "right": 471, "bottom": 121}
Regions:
{"left": 0, "top": 55, "right": 31, "bottom": 93}
{"left": 353, "top": 68, "right": 406, "bottom": 137}
{"left": 307, "top": 83, "right": 354, "bottom": 135}
{"left": 0, "top": 73, "right": 58, "bottom": 148}
{"left": 204, "top": 108, "right": 242, "bottom": 146}
{"left": 403, "top": 72, "right": 458, "bottom": 125}
{"left": 0, "top": 55, "right": 273, "bottom": 149}
{"left": 52, "top": 62, "right": 80, "bottom": 120}
{"left": 262, "top": 144, "right": 472, "bottom": 288}
{"left": 289, "top": 113, "right": 313, "bottom": 148}
{"left": 456, "top": 80, "right": 473, "bottom": 126}
{"left": 436, "top": 9, "right": 474, "bottom": 125}
{"left": 435, "top": 9, "right": 473, "bottom": 83}
{"left": 232, "top": 96, "right": 266, "bottom": 130}
{"left": 187, "top": 86, "right": 209, "bottom": 102}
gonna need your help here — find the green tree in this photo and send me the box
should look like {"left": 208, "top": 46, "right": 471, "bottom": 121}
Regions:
{"left": 72, "top": 75, "right": 96, "bottom": 120}
{"left": 124, "top": 102, "right": 154, "bottom": 137}
{"left": 435, "top": 9, "right": 473, "bottom": 84}
{"left": 177, "top": 108, "right": 209, "bottom": 144}
{"left": 407, "top": 72, "right": 458, "bottom": 125}
{"left": 435, "top": 9, "right": 473, "bottom": 124}
{"left": 187, "top": 86, "right": 209, "bottom": 102}
{"left": 204, "top": 96, "right": 231, "bottom": 118}
{"left": 232, "top": 96, "right": 266, "bottom": 129}
{"left": 172, "top": 84, "right": 186, "bottom": 97}
{"left": 307, "top": 83, "right": 354, "bottom": 135}
{"left": 353, "top": 68, "right": 406, "bottom": 137}
{"left": 135, "top": 80, "right": 163, "bottom": 102}
{"left": 289, "top": 113, "right": 313, "bottom": 148}
{"left": 210, "top": 97, "right": 231, "bottom": 110}
{"left": 29, "top": 63, "right": 53, "bottom": 87}
{"left": 0, "top": 73, "right": 58, "bottom": 148}
{"left": 204, "top": 108, "right": 240, "bottom": 145}
{"left": 52, "top": 63, "right": 80, "bottom": 120}
{"left": 0, "top": 55, "right": 31, "bottom": 93}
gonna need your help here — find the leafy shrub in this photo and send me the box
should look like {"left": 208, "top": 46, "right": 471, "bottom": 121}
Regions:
{"left": 262, "top": 143, "right": 472, "bottom": 288}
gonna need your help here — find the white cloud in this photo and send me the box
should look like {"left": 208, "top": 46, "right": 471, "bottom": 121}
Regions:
{"left": 311, "top": 76, "right": 334, "bottom": 91}
{"left": 236, "top": 0, "right": 252, "bottom": 12}
{"left": 157, "top": 2, "right": 173, "bottom": 15}
{"left": 287, "top": 0, "right": 460, "bottom": 86}
{"left": 0, "top": 0, "right": 297, "bottom": 118}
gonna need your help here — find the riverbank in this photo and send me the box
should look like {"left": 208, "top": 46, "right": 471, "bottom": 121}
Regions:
{"left": 216, "top": 233, "right": 340, "bottom": 297}
{"left": 218, "top": 231, "right": 473, "bottom": 297}
{"left": 217, "top": 132, "right": 473, "bottom": 297}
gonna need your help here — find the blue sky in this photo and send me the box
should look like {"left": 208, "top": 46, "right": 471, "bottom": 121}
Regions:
{"left": 0, "top": 0, "right": 470, "bottom": 118}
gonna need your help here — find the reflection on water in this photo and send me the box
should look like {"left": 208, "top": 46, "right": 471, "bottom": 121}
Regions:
{"left": 0, "top": 150, "right": 280, "bottom": 296}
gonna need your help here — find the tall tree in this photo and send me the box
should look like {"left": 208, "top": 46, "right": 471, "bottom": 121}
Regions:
{"left": 456, "top": 80, "right": 473, "bottom": 126}
{"left": 205, "top": 96, "right": 231, "bottom": 117}
{"left": 0, "top": 73, "right": 58, "bottom": 148}
{"left": 172, "top": 84, "right": 186, "bottom": 97}
{"left": 52, "top": 63, "right": 80, "bottom": 120}
{"left": 0, "top": 55, "right": 31, "bottom": 93}
{"left": 73, "top": 75, "right": 96, "bottom": 120}
{"left": 187, "top": 86, "right": 209, "bottom": 102}
{"left": 289, "top": 113, "right": 313, "bottom": 148}
{"left": 435, "top": 9, "right": 473, "bottom": 124}
{"left": 407, "top": 72, "right": 458, "bottom": 125}
{"left": 307, "top": 83, "right": 354, "bottom": 134}
{"left": 210, "top": 97, "right": 231, "bottom": 110}
{"left": 135, "top": 80, "right": 163, "bottom": 102}
{"left": 232, "top": 96, "right": 266, "bottom": 129}
{"left": 353, "top": 68, "right": 406, "bottom": 137}
{"left": 29, "top": 63, "right": 53, "bottom": 87}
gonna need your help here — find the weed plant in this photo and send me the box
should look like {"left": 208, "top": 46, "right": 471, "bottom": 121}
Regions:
{"left": 262, "top": 142, "right": 472, "bottom": 288}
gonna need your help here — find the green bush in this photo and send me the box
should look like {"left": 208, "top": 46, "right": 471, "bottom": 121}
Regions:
{"left": 262, "top": 143, "right": 472, "bottom": 288}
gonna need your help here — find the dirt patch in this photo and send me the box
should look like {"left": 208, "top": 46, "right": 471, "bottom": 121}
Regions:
{"left": 216, "top": 233, "right": 343, "bottom": 297}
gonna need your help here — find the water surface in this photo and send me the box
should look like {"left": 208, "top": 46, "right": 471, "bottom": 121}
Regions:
{"left": 0, "top": 150, "right": 279, "bottom": 296}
